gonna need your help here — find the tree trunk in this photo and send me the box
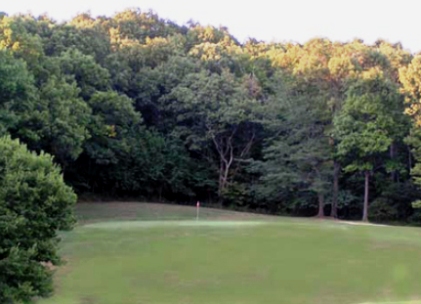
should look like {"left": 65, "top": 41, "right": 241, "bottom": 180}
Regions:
{"left": 362, "top": 171, "right": 370, "bottom": 222}
{"left": 218, "top": 161, "right": 224, "bottom": 197}
{"left": 218, "top": 162, "right": 230, "bottom": 199}
{"left": 317, "top": 193, "right": 324, "bottom": 217}
{"left": 331, "top": 161, "right": 340, "bottom": 218}
{"left": 213, "top": 135, "right": 234, "bottom": 200}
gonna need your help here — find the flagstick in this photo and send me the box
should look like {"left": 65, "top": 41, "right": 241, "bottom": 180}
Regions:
{"left": 196, "top": 201, "right": 200, "bottom": 221}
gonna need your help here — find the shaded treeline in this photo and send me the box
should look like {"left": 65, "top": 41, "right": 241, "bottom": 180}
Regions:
{"left": 2, "top": 9, "right": 421, "bottom": 222}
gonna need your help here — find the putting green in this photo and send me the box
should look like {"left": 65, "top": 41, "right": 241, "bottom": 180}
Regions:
{"left": 84, "top": 220, "right": 268, "bottom": 229}
{"left": 37, "top": 203, "right": 421, "bottom": 304}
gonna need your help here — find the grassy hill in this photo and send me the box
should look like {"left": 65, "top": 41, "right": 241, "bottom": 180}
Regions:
{"left": 38, "top": 203, "right": 421, "bottom": 304}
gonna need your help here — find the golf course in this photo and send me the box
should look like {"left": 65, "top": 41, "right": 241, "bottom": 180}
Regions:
{"left": 37, "top": 203, "right": 421, "bottom": 304}
{"left": 4, "top": 4, "right": 421, "bottom": 304}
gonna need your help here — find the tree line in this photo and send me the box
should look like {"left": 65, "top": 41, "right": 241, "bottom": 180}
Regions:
{"left": 2, "top": 9, "right": 421, "bottom": 223}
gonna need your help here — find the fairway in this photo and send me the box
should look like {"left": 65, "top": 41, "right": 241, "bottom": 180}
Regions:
{"left": 38, "top": 203, "right": 421, "bottom": 304}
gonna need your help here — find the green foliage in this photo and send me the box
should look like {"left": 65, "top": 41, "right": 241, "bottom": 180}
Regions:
{"left": 0, "top": 136, "right": 76, "bottom": 303}
{"left": 4, "top": 8, "right": 421, "bottom": 302}
{"left": 254, "top": 77, "right": 332, "bottom": 215}
{"left": 368, "top": 198, "right": 399, "bottom": 222}
{"left": 412, "top": 200, "right": 421, "bottom": 208}
{"left": 0, "top": 15, "right": 44, "bottom": 67}
{"left": 221, "top": 182, "right": 254, "bottom": 208}
{"left": 0, "top": 50, "right": 37, "bottom": 137}
{"left": 165, "top": 68, "right": 260, "bottom": 197}
{"left": 125, "top": 132, "right": 215, "bottom": 199}
{"left": 334, "top": 73, "right": 399, "bottom": 168}
{"left": 84, "top": 91, "right": 141, "bottom": 164}
{"left": 0, "top": 9, "right": 420, "bottom": 221}
{"left": 45, "top": 22, "right": 111, "bottom": 63}
{"left": 35, "top": 75, "right": 91, "bottom": 165}
{"left": 56, "top": 49, "right": 111, "bottom": 100}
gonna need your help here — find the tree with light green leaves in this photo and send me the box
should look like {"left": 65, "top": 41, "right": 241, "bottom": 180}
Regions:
{"left": 334, "top": 70, "right": 404, "bottom": 221}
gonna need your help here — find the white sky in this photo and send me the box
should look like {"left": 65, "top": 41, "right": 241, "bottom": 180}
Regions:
{"left": 2, "top": 0, "right": 420, "bottom": 53}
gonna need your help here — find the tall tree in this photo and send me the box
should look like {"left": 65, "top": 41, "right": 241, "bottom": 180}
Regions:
{"left": 334, "top": 70, "right": 402, "bottom": 221}
{"left": 400, "top": 55, "right": 421, "bottom": 188}
{"left": 166, "top": 69, "right": 259, "bottom": 198}
{"left": 256, "top": 74, "right": 332, "bottom": 217}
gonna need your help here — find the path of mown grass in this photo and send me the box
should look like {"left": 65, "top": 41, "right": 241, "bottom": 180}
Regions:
{"left": 38, "top": 203, "right": 421, "bottom": 304}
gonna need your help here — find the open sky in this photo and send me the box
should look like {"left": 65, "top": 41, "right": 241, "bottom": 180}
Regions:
{"left": 3, "top": 0, "right": 420, "bottom": 53}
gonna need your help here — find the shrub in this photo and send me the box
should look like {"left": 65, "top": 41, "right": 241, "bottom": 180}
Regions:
{"left": 0, "top": 136, "right": 77, "bottom": 303}
{"left": 368, "top": 198, "right": 399, "bottom": 222}
{"left": 409, "top": 210, "right": 421, "bottom": 225}
{"left": 222, "top": 182, "right": 252, "bottom": 208}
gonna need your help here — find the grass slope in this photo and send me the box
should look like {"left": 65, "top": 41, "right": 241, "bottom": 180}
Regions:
{"left": 38, "top": 203, "right": 421, "bottom": 304}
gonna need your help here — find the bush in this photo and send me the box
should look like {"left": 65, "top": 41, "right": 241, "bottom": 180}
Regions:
{"left": 222, "top": 182, "right": 252, "bottom": 208}
{"left": 368, "top": 198, "right": 399, "bottom": 222}
{"left": 409, "top": 210, "right": 421, "bottom": 225}
{"left": 0, "top": 136, "right": 77, "bottom": 303}
{"left": 377, "top": 182, "right": 418, "bottom": 220}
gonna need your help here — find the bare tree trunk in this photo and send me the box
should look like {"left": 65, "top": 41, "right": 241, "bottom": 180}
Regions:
{"left": 222, "top": 164, "right": 230, "bottom": 191}
{"left": 218, "top": 160, "right": 224, "bottom": 197}
{"left": 362, "top": 171, "right": 370, "bottom": 222}
{"left": 218, "top": 171, "right": 228, "bottom": 199}
{"left": 331, "top": 161, "right": 340, "bottom": 218}
{"left": 317, "top": 193, "right": 324, "bottom": 217}
{"left": 217, "top": 153, "right": 233, "bottom": 199}
{"left": 211, "top": 130, "right": 235, "bottom": 201}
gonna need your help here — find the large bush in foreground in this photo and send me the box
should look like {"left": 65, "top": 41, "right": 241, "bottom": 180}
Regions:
{"left": 0, "top": 136, "right": 77, "bottom": 303}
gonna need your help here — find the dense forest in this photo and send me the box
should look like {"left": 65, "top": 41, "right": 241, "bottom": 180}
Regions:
{"left": 2, "top": 8, "right": 421, "bottom": 223}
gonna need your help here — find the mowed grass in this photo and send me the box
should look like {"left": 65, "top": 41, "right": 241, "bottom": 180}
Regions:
{"left": 38, "top": 203, "right": 421, "bottom": 304}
